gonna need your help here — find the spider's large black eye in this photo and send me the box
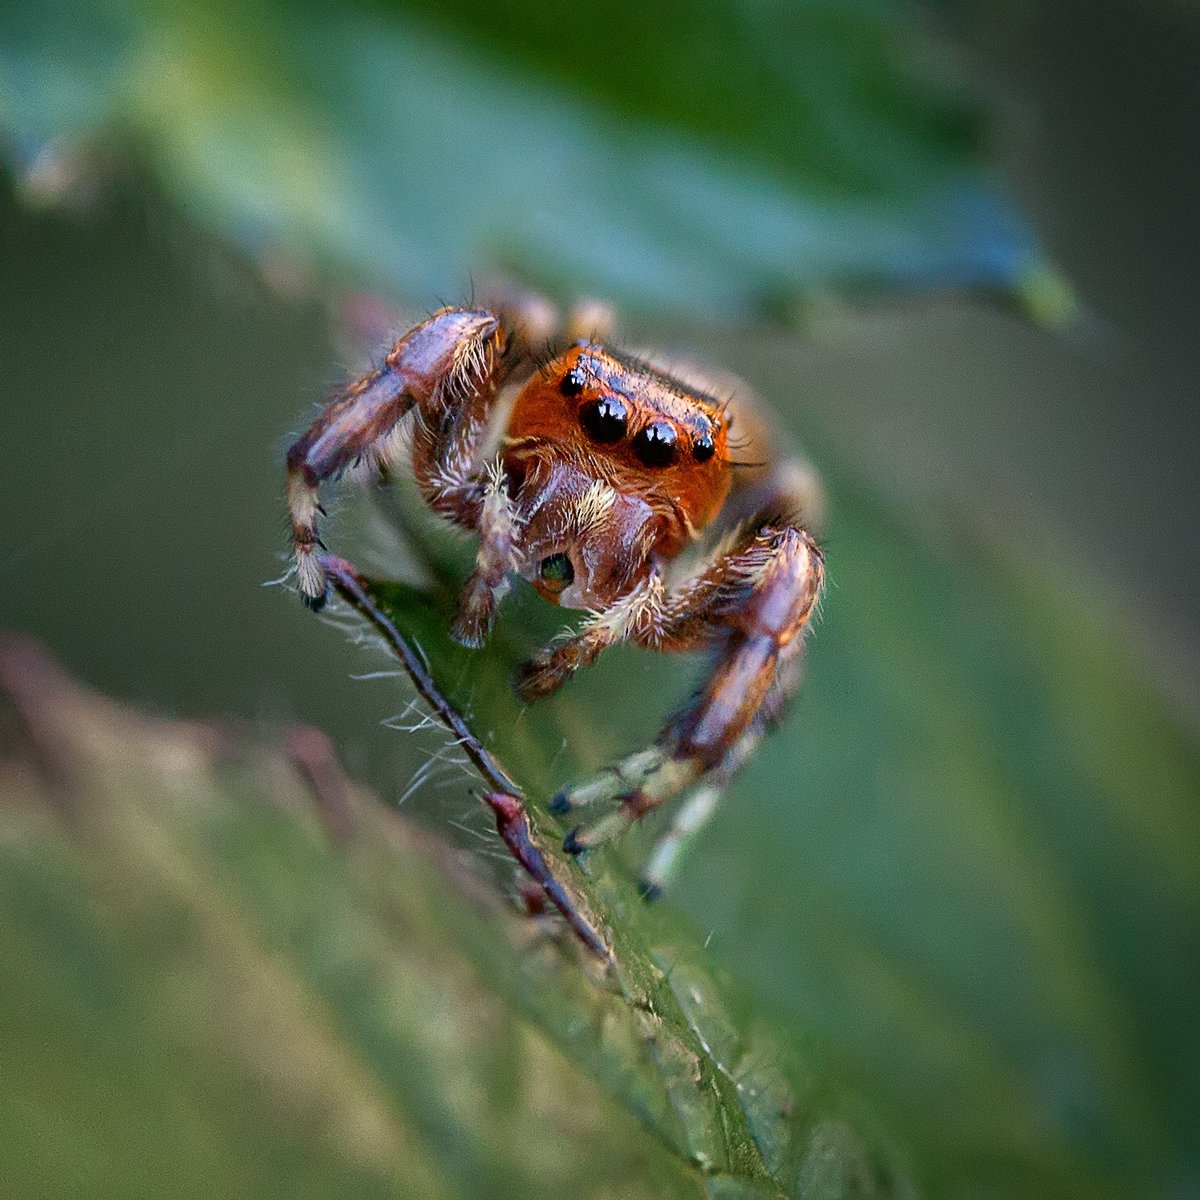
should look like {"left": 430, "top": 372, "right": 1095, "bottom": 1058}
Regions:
{"left": 560, "top": 367, "right": 587, "bottom": 398}
{"left": 692, "top": 432, "right": 716, "bottom": 463}
{"left": 632, "top": 421, "right": 679, "bottom": 467}
{"left": 579, "top": 395, "right": 628, "bottom": 444}
{"left": 539, "top": 553, "right": 574, "bottom": 590}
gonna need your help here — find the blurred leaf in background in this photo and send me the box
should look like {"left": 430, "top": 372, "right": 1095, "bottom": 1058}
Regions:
{"left": 0, "top": 640, "right": 716, "bottom": 1200}
{"left": 1, "top": 1, "right": 1197, "bottom": 1199}
{"left": 0, "top": 0, "right": 1064, "bottom": 321}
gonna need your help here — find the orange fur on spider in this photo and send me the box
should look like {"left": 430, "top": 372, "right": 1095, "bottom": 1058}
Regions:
{"left": 504, "top": 344, "right": 732, "bottom": 557}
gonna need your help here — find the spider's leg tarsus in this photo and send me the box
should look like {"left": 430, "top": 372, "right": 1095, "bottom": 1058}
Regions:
{"left": 300, "top": 588, "right": 328, "bottom": 613}
{"left": 513, "top": 651, "right": 583, "bottom": 703}
{"left": 558, "top": 750, "right": 701, "bottom": 855}
{"left": 637, "top": 780, "right": 725, "bottom": 900}
{"left": 452, "top": 566, "right": 513, "bottom": 648}
{"left": 562, "top": 807, "right": 629, "bottom": 855}
{"left": 562, "top": 826, "right": 589, "bottom": 857}
{"left": 552, "top": 747, "right": 666, "bottom": 813}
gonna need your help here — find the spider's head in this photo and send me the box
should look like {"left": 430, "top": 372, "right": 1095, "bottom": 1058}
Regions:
{"left": 505, "top": 344, "right": 733, "bottom": 581}
{"left": 516, "top": 458, "right": 659, "bottom": 610}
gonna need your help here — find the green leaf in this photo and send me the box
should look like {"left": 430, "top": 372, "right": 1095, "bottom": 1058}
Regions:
{"left": 0, "top": 0, "right": 1060, "bottom": 319}
{"left": 0, "top": 637, "right": 915, "bottom": 1199}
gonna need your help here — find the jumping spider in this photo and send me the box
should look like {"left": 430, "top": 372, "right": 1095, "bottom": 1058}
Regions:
{"left": 285, "top": 293, "right": 825, "bottom": 895}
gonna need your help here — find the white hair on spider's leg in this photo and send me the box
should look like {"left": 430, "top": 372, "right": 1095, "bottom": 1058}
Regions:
{"left": 261, "top": 561, "right": 298, "bottom": 588}
{"left": 581, "top": 571, "right": 667, "bottom": 646}
{"left": 438, "top": 323, "right": 497, "bottom": 409}
{"left": 296, "top": 550, "right": 327, "bottom": 600}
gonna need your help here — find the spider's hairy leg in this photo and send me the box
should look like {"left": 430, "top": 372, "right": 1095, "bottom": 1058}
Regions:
{"left": 451, "top": 461, "right": 523, "bottom": 648}
{"left": 555, "top": 524, "right": 823, "bottom": 875}
{"left": 477, "top": 280, "right": 616, "bottom": 351}
{"left": 285, "top": 307, "right": 506, "bottom": 608}
{"left": 477, "top": 279, "right": 561, "bottom": 350}
{"left": 515, "top": 574, "right": 668, "bottom": 702}
{"left": 636, "top": 781, "right": 723, "bottom": 900}
{"left": 563, "top": 297, "right": 616, "bottom": 344}
{"left": 634, "top": 710, "right": 775, "bottom": 897}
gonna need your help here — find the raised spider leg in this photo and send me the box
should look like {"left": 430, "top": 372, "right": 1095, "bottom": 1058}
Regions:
{"left": 477, "top": 279, "right": 616, "bottom": 351}
{"left": 362, "top": 289, "right": 560, "bottom": 588}
{"left": 548, "top": 521, "right": 823, "bottom": 878}
{"left": 285, "top": 307, "right": 507, "bottom": 608}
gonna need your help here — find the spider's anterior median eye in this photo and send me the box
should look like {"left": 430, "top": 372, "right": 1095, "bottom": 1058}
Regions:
{"left": 560, "top": 367, "right": 588, "bottom": 398}
{"left": 579, "top": 395, "right": 628, "bottom": 443}
{"left": 632, "top": 420, "right": 679, "bottom": 467}
{"left": 539, "top": 553, "right": 575, "bottom": 590}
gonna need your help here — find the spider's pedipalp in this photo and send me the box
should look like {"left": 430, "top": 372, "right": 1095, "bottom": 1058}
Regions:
{"left": 515, "top": 573, "right": 667, "bottom": 701}
{"left": 451, "top": 460, "right": 523, "bottom": 648}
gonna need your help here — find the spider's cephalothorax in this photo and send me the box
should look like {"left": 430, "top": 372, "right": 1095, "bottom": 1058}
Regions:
{"left": 285, "top": 297, "right": 824, "bottom": 895}
{"left": 503, "top": 342, "right": 735, "bottom": 612}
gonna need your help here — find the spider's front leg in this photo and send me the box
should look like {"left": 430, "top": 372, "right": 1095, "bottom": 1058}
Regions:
{"left": 535, "top": 521, "right": 824, "bottom": 894}
{"left": 285, "top": 307, "right": 509, "bottom": 608}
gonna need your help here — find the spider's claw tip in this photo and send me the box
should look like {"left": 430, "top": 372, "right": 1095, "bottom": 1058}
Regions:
{"left": 562, "top": 827, "right": 586, "bottom": 857}
{"left": 548, "top": 790, "right": 573, "bottom": 815}
{"left": 512, "top": 666, "right": 542, "bottom": 703}
{"left": 450, "top": 601, "right": 492, "bottom": 649}
{"left": 637, "top": 879, "right": 663, "bottom": 903}
{"left": 301, "top": 590, "right": 328, "bottom": 612}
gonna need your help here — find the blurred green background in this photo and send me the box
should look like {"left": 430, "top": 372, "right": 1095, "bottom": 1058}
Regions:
{"left": 1, "top": 1, "right": 1198, "bottom": 1199}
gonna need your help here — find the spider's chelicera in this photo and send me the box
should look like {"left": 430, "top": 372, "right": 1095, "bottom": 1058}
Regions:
{"left": 285, "top": 295, "right": 824, "bottom": 895}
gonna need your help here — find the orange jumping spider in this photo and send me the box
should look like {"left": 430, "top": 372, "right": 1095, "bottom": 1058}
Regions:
{"left": 285, "top": 295, "right": 824, "bottom": 895}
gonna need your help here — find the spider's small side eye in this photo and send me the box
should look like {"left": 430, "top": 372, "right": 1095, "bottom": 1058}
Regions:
{"left": 560, "top": 367, "right": 587, "bottom": 398}
{"left": 579, "top": 395, "right": 628, "bottom": 443}
{"left": 633, "top": 421, "right": 679, "bottom": 467}
{"left": 692, "top": 433, "right": 716, "bottom": 463}
{"left": 539, "top": 553, "right": 575, "bottom": 590}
